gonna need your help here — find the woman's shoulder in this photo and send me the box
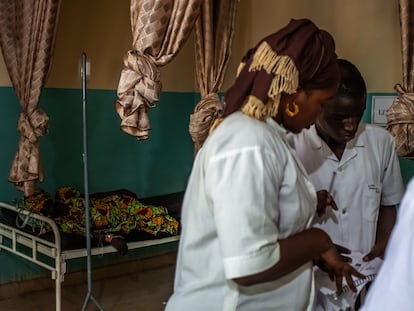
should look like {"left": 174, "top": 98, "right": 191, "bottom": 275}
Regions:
{"left": 286, "top": 125, "right": 318, "bottom": 148}
{"left": 207, "top": 112, "right": 290, "bottom": 156}
{"left": 217, "top": 112, "right": 283, "bottom": 140}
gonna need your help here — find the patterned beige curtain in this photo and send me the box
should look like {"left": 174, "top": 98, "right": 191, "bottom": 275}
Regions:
{"left": 0, "top": 0, "right": 61, "bottom": 196}
{"left": 386, "top": 0, "right": 414, "bottom": 157}
{"left": 189, "top": 0, "right": 239, "bottom": 155}
{"left": 115, "top": 0, "right": 202, "bottom": 141}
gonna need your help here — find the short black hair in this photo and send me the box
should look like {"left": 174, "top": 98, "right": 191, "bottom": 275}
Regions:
{"left": 337, "top": 58, "right": 367, "bottom": 100}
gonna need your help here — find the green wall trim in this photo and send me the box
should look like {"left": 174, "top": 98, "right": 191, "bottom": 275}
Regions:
{"left": 1, "top": 88, "right": 414, "bottom": 284}
{"left": 1, "top": 87, "right": 199, "bottom": 203}
{"left": 0, "top": 86, "right": 197, "bottom": 284}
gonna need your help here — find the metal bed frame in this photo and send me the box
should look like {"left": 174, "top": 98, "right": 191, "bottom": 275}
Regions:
{"left": 0, "top": 201, "right": 179, "bottom": 311}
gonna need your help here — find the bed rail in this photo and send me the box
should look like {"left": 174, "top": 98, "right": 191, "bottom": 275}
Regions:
{"left": 0, "top": 201, "right": 179, "bottom": 311}
{"left": 0, "top": 202, "right": 64, "bottom": 311}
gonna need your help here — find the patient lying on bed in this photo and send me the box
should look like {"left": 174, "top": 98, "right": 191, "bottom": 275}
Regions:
{"left": 15, "top": 187, "right": 180, "bottom": 255}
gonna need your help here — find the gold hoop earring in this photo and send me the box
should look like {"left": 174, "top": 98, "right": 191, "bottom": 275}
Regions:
{"left": 285, "top": 102, "right": 299, "bottom": 117}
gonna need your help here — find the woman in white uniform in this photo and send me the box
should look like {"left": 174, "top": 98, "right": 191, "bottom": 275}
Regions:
{"left": 165, "top": 19, "right": 364, "bottom": 311}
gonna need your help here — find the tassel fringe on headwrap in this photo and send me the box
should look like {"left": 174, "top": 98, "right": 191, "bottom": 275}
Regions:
{"left": 236, "top": 62, "right": 246, "bottom": 77}
{"left": 241, "top": 41, "right": 299, "bottom": 120}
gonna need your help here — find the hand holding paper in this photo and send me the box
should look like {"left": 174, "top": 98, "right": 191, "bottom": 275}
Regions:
{"left": 315, "top": 252, "right": 383, "bottom": 310}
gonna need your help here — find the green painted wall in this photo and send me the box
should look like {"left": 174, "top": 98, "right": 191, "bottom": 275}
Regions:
{"left": 1, "top": 88, "right": 414, "bottom": 284}
{"left": 1, "top": 87, "right": 197, "bottom": 203}
{"left": 0, "top": 86, "right": 197, "bottom": 284}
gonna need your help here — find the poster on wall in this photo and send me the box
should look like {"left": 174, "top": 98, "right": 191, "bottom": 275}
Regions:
{"left": 371, "top": 95, "right": 396, "bottom": 126}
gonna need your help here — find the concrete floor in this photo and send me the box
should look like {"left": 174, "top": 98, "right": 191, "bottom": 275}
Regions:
{"left": 0, "top": 259, "right": 176, "bottom": 311}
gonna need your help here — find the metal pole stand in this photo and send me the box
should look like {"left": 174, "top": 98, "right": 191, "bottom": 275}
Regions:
{"left": 80, "top": 52, "right": 104, "bottom": 311}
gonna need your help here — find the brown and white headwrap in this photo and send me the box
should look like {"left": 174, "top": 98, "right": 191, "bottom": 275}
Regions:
{"left": 211, "top": 18, "right": 339, "bottom": 132}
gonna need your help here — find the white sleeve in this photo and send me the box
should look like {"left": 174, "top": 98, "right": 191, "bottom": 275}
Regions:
{"left": 360, "top": 178, "right": 414, "bottom": 311}
{"left": 205, "top": 146, "right": 283, "bottom": 279}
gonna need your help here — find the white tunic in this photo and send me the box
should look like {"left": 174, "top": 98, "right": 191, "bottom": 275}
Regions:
{"left": 288, "top": 124, "right": 404, "bottom": 255}
{"left": 360, "top": 178, "right": 414, "bottom": 311}
{"left": 165, "top": 112, "right": 318, "bottom": 311}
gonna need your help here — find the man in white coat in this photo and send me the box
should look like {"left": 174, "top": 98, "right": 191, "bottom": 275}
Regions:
{"left": 288, "top": 59, "right": 405, "bottom": 310}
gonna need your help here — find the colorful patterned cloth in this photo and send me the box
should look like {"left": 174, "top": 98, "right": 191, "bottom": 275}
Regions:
{"left": 16, "top": 187, "right": 180, "bottom": 238}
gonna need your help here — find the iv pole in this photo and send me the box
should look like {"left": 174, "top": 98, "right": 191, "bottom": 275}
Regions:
{"left": 80, "top": 52, "right": 105, "bottom": 311}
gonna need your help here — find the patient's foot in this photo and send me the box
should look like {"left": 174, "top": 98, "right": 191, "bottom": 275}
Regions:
{"left": 104, "top": 233, "right": 128, "bottom": 255}
{"left": 93, "top": 231, "right": 128, "bottom": 255}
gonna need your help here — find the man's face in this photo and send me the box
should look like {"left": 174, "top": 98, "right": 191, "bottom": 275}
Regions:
{"left": 315, "top": 95, "right": 366, "bottom": 144}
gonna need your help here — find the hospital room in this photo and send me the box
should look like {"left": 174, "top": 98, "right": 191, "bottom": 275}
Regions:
{"left": 0, "top": 0, "right": 413, "bottom": 310}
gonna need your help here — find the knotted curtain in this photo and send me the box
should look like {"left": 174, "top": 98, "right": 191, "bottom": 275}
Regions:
{"left": 0, "top": 0, "right": 61, "bottom": 196}
{"left": 115, "top": 0, "right": 202, "bottom": 141}
{"left": 189, "top": 0, "right": 238, "bottom": 155}
{"left": 386, "top": 0, "right": 414, "bottom": 157}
